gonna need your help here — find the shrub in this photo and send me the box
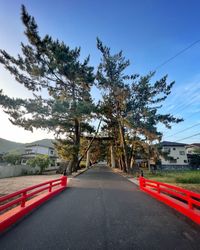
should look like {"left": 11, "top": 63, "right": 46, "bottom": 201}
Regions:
{"left": 175, "top": 176, "right": 200, "bottom": 184}
{"left": 3, "top": 153, "right": 21, "bottom": 165}
{"left": 27, "top": 155, "right": 51, "bottom": 174}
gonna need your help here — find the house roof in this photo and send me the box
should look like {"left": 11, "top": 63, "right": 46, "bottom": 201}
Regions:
{"left": 160, "top": 141, "right": 187, "bottom": 147}
{"left": 25, "top": 144, "right": 54, "bottom": 150}
{"left": 191, "top": 143, "right": 200, "bottom": 147}
{"left": 185, "top": 143, "right": 200, "bottom": 148}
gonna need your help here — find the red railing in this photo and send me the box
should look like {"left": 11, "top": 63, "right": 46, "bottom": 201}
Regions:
{"left": 0, "top": 176, "right": 67, "bottom": 232}
{"left": 139, "top": 177, "right": 200, "bottom": 225}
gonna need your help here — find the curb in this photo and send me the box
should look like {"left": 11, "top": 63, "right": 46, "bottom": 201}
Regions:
{"left": 69, "top": 165, "right": 95, "bottom": 178}
{"left": 111, "top": 168, "right": 139, "bottom": 186}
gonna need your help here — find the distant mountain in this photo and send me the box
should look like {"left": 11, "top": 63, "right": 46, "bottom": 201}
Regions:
{"left": 0, "top": 138, "right": 55, "bottom": 154}
{"left": 27, "top": 139, "right": 55, "bottom": 148}
{"left": 0, "top": 138, "right": 24, "bottom": 154}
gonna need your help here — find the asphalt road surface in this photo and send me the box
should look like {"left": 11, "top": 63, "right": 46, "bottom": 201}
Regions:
{"left": 0, "top": 165, "right": 200, "bottom": 250}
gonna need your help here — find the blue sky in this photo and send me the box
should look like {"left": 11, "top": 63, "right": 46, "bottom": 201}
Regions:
{"left": 0, "top": 0, "right": 200, "bottom": 143}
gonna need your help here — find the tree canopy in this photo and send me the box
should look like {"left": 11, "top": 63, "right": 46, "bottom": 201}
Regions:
{"left": 0, "top": 5, "right": 183, "bottom": 174}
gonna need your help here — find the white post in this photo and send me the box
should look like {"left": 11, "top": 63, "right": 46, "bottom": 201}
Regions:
{"left": 111, "top": 145, "right": 116, "bottom": 168}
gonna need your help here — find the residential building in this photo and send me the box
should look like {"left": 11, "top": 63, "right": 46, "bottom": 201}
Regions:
{"left": 185, "top": 143, "right": 200, "bottom": 155}
{"left": 159, "top": 141, "right": 189, "bottom": 169}
{"left": 21, "top": 144, "right": 56, "bottom": 165}
{"left": 185, "top": 143, "right": 200, "bottom": 169}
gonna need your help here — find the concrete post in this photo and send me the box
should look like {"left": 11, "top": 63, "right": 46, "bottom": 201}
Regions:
{"left": 110, "top": 145, "right": 116, "bottom": 168}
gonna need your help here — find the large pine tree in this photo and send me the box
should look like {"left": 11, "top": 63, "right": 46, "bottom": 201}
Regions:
{"left": 96, "top": 39, "right": 183, "bottom": 172}
{"left": 0, "top": 5, "right": 95, "bottom": 173}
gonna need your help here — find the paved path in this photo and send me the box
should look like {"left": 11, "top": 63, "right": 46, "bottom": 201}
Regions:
{"left": 0, "top": 166, "right": 200, "bottom": 249}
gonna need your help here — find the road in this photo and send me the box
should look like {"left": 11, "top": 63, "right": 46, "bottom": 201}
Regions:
{"left": 0, "top": 165, "right": 199, "bottom": 250}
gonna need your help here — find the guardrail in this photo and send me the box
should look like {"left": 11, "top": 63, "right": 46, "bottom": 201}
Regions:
{"left": 0, "top": 176, "right": 67, "bottom": 232}
{"left": 139, "top": 177, "right": 200, "bottom": 225}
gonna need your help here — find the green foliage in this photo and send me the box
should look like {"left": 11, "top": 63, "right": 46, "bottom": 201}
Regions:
{"left": 175, "top": 175, "right": 200, "bottom": 184}
{"left": 0, "top": 6, "right": 183, "bottom": 173}
{"left": 193, "top": 147, "right": 200, "bottom": 154}
{"left": 54, "top": 139, "right": 79, "bottom": 161}
{"left": 188, "top": 154, "right": 200, "bottom": 168}
{"left": 144, "top": 170, "right": 200, "bottom": 184}
{"left": 27, "top": 155, "right": 51, "bottom": 174}
{"left": 96, "top": 39, "right": 183, "bottom": 172}
{"left": 3, "top": 153, "right": 21, "bottom": 165}
{"left": 0, "top": 5, "right": 95, "bottom": 173}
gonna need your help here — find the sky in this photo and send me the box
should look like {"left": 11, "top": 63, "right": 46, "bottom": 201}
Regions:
{"left": 0, "top": 0, "right": 200, "bottom": 143}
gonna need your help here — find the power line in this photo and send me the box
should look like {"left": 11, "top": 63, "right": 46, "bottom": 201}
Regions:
{"left": 176, "top": 132, "right": 200, "bottom": 142}
{"left": 153, "top": 39, "right": 200, "bottom": 137}
{"left": 184, "top": 110, "right": 200, "bottom": 120}
{"left": 171, "top": 93, "right": 200, "bottom": 115}
{"left": 154, "top": 39, "right": 200, "bottom": 70}
{"left": 165, "top": 122, "right": 200, "bottom": 138}
{"left": 161, "top": 93, "right": 200, "bottom": 135}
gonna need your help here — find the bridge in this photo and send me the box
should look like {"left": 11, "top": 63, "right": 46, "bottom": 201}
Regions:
{"left": 0, "top": 164, "right": 199, "bottom": 249}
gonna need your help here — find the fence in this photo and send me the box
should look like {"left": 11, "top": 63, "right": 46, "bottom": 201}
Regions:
{"left": 139, "top": 177, "right": 200, "bottom": 225}
{"left": 0, "top": 176, "right": 67, "bottom": 232}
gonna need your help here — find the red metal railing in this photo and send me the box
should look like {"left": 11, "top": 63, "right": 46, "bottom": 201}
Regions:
{"left": 0, "top": 176, "right": 67, "bottom": 232}
{"left": 139, "top": 177, "right": 200, "bottom": 225}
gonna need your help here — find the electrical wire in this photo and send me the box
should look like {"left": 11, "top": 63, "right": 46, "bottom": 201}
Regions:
{"left": 176, "top": 132, "right": 200, "bottom": 142}
{"left": 154, "top": 39, "right": 200, "bottom": 70}
{"left": 165, "top": 122, "right": 200, "bottom": 138}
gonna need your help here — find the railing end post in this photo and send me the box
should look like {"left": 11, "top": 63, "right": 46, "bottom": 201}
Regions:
{"left": 139, "top": 176, "right": 145, "bottom": 189}
{"left": 61, "top": 175, "right": 67, "bottom": 188}
{"left": 21, "top": 191, "right": 27, "bottom": 208}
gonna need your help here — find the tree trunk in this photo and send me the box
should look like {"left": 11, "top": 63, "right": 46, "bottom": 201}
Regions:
{"left": 86, "top": 147, "right": 91, "bottom": 168}
{"left": 130, "top": 156, "right": 135, "bottom": 169}
{"left": 110, "top": 145, "right": 116, "bottom": 168}
{"left": 118, "top": 158, "right": 122, "bottom": 170}
{"left": 73, "top": 118, "right": 80, "bottom": 172}
{"left": 119, "top": 122, "right": 129, "bottom": 172}
{"left": 77, "top": 118, "right": 102, "bottom": 169}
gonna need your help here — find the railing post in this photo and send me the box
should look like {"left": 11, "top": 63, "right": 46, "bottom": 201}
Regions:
{"left": 49, "top": 182, "right": 52, "bottom": 192}
{"left": 143, "top": 178, "right": 146, "bottom": 187}
{"left": 21, "top": 191, "right": 27, "bottom": 208}
{"left": 187, "top": 193, "right": 193, "bottom": 210}
{"left": 139, "top": 177, "right": 145, "bottom": 189}
{"left": 157, "top": 183, "right": 160, "bottom": 194}
{"left": 61, "top": 176, "right": 67, "bottom": 188}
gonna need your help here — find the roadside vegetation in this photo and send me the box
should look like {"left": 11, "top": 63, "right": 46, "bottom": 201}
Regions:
{"left": 142, "top": 170, "right": 200, "bottom": 192}
{"left": 2, "top": 153, "right": 21, "bottom": 165}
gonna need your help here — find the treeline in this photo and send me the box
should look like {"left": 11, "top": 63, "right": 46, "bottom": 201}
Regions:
{"left": 0, "top": 5, "right": 182, "bottom": 174}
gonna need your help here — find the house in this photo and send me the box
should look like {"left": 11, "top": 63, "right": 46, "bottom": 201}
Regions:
{"left": 185, "top": 143, "right": 200, "bottom": 155}
{"left": 21, "top": 144, "right": 57, "bottom": 165}
{"left": 159, "top": 141, "right": 189, "bottom": 170}
{"left": 185, "top": 143, "right": 200, "bottom": 169}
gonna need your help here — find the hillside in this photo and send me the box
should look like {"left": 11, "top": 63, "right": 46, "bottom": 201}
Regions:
{"left": 0, "top": 138, "right": 55, "bottom": 154}
{"left": 0, "top": 138, "right": 24, "bottom": 154}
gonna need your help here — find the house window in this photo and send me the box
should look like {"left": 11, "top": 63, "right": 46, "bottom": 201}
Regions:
{"left": 163, "top": 147, "right": 170, "bottom": 153}
{"left": 170, "top": 159, "right": 177, "bottom": 163}
{"left": 50, "top": 150, "right": 54, "bottom": 155}
{"left": 173, "top": 148, "right": 176, "bottom": 150}
{"left": 184, "top": 160, "right": 188, "bottom": 163}
{"left": 179, "top": 151, "right": 185, "bottom": 155}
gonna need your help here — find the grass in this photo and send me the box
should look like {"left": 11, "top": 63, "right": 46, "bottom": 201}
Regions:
{"left": 142, "top": 170, "right": 200, "bottom": 193}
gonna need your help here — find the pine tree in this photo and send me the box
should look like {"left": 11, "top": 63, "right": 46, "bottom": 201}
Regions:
{"left": 96, "top": 39, "right": 183, "bottom": 172}
{"left": 0, "top": 5, "right": 95, "bottom": 174}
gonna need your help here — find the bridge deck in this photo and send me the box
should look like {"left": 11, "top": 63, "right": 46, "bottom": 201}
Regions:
{"left": 0, "top": 165, "right": 199, "bottom": 249}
